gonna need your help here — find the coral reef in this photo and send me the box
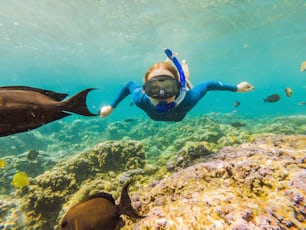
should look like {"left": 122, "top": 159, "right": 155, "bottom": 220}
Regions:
{"left": 164, "top": 141, "right": 214, "bottom": 171}
{"left": 1, "top": 114, "right": 306, "bottom": 229}
{"left": 0, "top": 151, "right": 57, "bottom": 194}
{"left": 0, "top": 196, "right": 25, "bottom": 230}
{"left": 14, "top": 140, "right": 145, "bottom": 230}
{"left": 124, "top": 135, "right": 305, "bottom": 229}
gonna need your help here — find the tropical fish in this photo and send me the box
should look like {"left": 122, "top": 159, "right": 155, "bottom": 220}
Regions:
{"left": 0, "top": 86, "right": 97, "bottom": 137}
{"left": 124, "top": 118, "right": 135, "bottom": 123}
{"left": 230, "top": 135, "right": 237, "bottom": 142}
{"left": 285, "top": 87, "right": 293, "bottom": 97}
{"left": 231, "top": 122, "right": 246, "bottom": 128}
{"left": 58, "top": 181, "right": 144, "bottom": 230}
{"left": 300, "top": 61, "right": 306, "bottom": 72}
{"left": 0, "top": 159, "right": 5, "bottom": 168}
{"left": 26, "top": 150, "right": 39, "bottom": 161}
{"left": 264, "top": 94, "right": 280, "bottom": 103}
{"left": 233, "top": 101, "right": 240, "bottom": 108}
{"left": 12, "top": 172, "right": 30, "bottom": 188}
{"left": 298, "top": 102, "right": 306, "bottom": 105}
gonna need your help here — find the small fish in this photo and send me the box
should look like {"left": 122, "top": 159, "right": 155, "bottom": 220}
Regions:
{"left": 12, "top": 172, "right": 29, "bottom": 188}
{"left": 129, "top": 101, "right": 134, "bottom": 106}
{"left": 264, "top": 94, "right": 280, "bottom": 103}
{"left": 0, "top": 86, "right": 97, "bottom": 137}
{"left": 58, "top": 181, "right": 144, "bottom": 230}
{"left": 298, "top": 102, "right": 306, "bottom": 105}
{"left": 231, "top": 122, "right": 246, "bottom": 128}
{"left": 26, "top": 150, "right": 39, "bottom": 161}
{"left": 285, "top": 87, "right": 293, "bottom": 97}
{"left": 234, "top": 101, "right": 240, "bottom": 108}
{"left": 230, "top": 135, "right": 237, "bottom": 142}
{"left": 124, "top": 118, "right": 135, "bottom": 123}
{"left": 300, "top": 61, "right": 306, "bottom": 72}
{"left": 0, "top": 159, "right": 5, "bottom": 168}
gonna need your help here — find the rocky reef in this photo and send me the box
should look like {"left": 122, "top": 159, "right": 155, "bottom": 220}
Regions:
{"left": 0, "top": 114, "right": 305, "bottom": 229}
{"left": 125, "top": 135, "right": 305, "bottom": 230}
{"left": 7, "top": 140, "right": 145, "bottom": 230}
{"left": 1, "top": 134, "right": 304, "bottom": 229}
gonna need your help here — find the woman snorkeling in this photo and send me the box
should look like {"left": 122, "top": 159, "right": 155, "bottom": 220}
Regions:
{"left": 100, "top": 49, "right": 254, "bottom": 122}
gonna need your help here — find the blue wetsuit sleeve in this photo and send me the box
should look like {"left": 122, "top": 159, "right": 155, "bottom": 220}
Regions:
{"left": 193, "top": 81, "right": 237, "bottom": 98}
{"left": 110, "top": 81, "right": 142, "bottom": 108}
{"left": 184, "top": 81, "right": 237, "bottom": 107}
{"left": 205, "top": 81, "right": 237, "bottom": 91}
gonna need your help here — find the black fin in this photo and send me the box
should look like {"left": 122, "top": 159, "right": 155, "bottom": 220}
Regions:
{"left": 118, "top": 181, "right": 145, "bottom": 219}
{"left": 63, "top": 88, "right": 97, "bottom": 116}
{"left": 0, "top": 85, "right": 68, "bottom": 101}
{"left": 80, "top": 192, "right": 116, "bottom": 205}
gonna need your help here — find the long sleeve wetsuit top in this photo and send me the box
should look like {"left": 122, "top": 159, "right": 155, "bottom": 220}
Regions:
{"left": 110, "top": 81, "right": 237, "bottom": 122}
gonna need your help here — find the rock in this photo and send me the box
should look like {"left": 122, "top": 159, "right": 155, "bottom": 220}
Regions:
{"left": 127, "top": 135, "right": 306, "bottom": 229}
{"left": 14, "top": 140, "right": 145, "bottom": 230}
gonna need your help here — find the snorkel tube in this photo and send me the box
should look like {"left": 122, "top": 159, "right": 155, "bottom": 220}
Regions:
{"left": 155, "top": 48, "right": 187, "bottom": 113}
{"left": 164, "top": 48, "right": 186, "bottom": 91}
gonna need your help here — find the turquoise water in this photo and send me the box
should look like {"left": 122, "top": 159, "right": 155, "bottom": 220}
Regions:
{"left": 0, "top": 1, "right": 305, "bottom": 140}
{"left": 0, "top": 2, "right": 305, "bottom": 228}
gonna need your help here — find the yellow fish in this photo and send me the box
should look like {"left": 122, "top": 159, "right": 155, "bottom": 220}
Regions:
{"left": 301, "top": 61, "right": 306, "bottom": 72}
{"left": 285, "top": 87, "right": 293, "bottom": 97}
{"left": 12, "top": 172, "right": 30, "bottom": 188}
{"left": 0, "top": 159, "right": 5, "bottom": 168}
{"left": 231, "top": 135, "right": 237, "bottom": 142}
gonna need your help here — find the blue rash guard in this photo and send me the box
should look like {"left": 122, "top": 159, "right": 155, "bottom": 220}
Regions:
{"left": 110, "top": 81, "right": 238, "bottom": 122}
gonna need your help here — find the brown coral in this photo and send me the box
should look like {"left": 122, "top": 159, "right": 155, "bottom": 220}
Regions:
{"left": 125, "top": 135, "right": 306, "bottom": 229}
{"left": 14, "top": 140, "right": 146, "bottom": 230}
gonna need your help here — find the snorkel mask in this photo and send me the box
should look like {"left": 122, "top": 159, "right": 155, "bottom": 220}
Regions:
{"left": 148, "top": 48, "right": 187, "bottom": 113}
{"left": 143, "top": 75, "right": 181, "bottom": 99}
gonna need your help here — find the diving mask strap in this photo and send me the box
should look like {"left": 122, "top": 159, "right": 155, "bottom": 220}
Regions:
{"left": 174, "top": 90, "right": 186, "bottom": 106}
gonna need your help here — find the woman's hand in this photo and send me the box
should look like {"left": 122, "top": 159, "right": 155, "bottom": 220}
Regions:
{"left": 100, "top": 105, "right": 114, "bottom": 118}
{"left": 237, "top": 81, "right": 255, "bottom": 92}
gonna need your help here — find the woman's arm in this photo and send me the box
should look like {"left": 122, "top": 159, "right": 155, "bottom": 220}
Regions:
{"left": 100, "top": 81, "right": 141, "bottom": 118}
{"left": 184, "top": 81, "right": 254, "bottom": 108}
{"left": 195, "top": 81, "right": 254, "bottom": 94}
{"left": 205, "top": 81, "right": 238, "bottom": 91}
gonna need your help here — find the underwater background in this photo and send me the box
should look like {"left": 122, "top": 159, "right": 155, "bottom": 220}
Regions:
{"left": 0, "top": 0, "right": 305, "bottom": 146}
{"left": 0, "top": 1, "right": 306, "bottom": 229}
{"left": 0, "top": 0, "right": 305, "bottom": 153}
{"left": 0, "top": 0, "right": 305, "bottom": 116}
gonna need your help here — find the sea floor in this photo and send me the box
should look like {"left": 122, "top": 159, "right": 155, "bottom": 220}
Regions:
{"left": 0, "top": 113, "right": 305, "bottom": 229}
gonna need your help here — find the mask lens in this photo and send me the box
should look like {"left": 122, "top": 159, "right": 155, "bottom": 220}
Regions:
{"left": 144, "top": 75, "right": 180, "bottom": 99}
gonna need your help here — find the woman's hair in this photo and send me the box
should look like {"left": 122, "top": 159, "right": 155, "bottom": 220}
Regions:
{"left": 144, "top": 62, "right": 179, "bottom": 82}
